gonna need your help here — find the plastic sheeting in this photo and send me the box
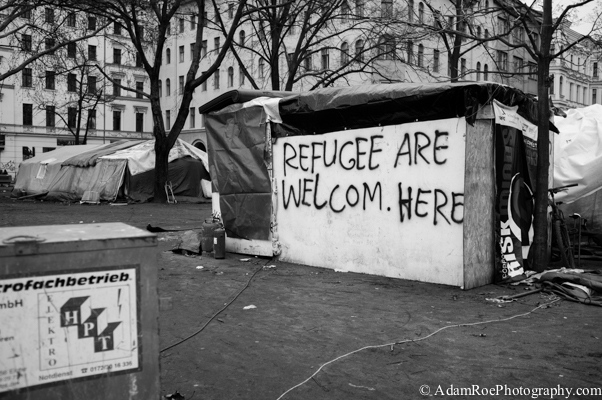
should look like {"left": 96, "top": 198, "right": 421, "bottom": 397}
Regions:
{"left": 12, "top": 145, "right": 101, "bottom": 196}
{"left": 62, "top": 140, "right": 144, "bottom": 167}
{"left": 554, "top": 104, "right": 602, "bottom": 204}
{"left": 125, "top": 157, "right": 209, "bottom": 202}
{"left": 274, "top": 82, "right": 552, "bottom": 137}
{"left": 206, "top": 104, "right": 272, "bottom": 240}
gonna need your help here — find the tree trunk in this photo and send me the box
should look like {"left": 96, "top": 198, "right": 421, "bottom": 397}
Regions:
{"left": 153, "top": 132, "right": 169, "bottom": 203}
{"left": 531, "top": 0, "right": 553, "bottom": 272}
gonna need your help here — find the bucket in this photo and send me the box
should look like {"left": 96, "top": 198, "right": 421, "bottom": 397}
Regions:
{"left": 201, "top": 219, "right": 220, "bottom": 253}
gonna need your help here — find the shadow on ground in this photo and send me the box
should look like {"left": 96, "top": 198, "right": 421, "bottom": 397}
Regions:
{"left": 1, "top": 188, "right": 601, "bottom": 399}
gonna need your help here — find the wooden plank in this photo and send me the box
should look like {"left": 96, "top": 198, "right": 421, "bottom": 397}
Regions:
{"left": 463, "top": 119, "right": 495, "bottom": 289}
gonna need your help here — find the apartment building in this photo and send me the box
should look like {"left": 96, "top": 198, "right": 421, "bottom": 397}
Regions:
{"left": 0, "top": 7, "right": 153, "bottom": 178}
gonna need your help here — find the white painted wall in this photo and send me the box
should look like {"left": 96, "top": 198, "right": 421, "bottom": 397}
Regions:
{"left": 272, "top": 118, "right": 467, "bottom": 286}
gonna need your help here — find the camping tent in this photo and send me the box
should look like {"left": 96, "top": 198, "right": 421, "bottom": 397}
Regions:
{"left": 13, "top": 139, "right": 210, "bottom": 202}
{"left": 200, "top": 83, "right": 554, "bottom": 289}
{"left": 12, "top": 145, "right": 101, "bottom": 197}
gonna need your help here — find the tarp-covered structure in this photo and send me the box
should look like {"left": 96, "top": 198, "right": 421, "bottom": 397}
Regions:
{"left": 201, "top": 83, "right": 553, "bottom": 289}
{"left": 12, "top": 139, "right": 210, "bottom": 202}
{"left": 554, "top": 104, "right": 602, "bottom": 229}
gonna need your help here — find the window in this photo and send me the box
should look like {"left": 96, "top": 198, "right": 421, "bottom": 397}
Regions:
{"left": 114, "top": 22, "right": 122, "bottom": 35}
{"left": 45, "top": 38, "right": 55, "bottom": 54}
{"left": 408, "top": 0, "right": 414, "bottom": 22}
{"left": 381, "top": 0, "right": 392, "bottom": 17}
{"left": 476, "top": 62, "right": 481, "bottom": 80}
{"left": 569, "top": 83, "right": 573, "bottom": 100}
{"left": 418, "top": 44, "right": 424, "bottom": 67}
{"left": 23, "top": 147, "right": 35, "bottom": 160}
{"left": 304, "top": 54, "right": 312, "bottom": 70}
{"left": 577, "top": 85, "right": 580, "bottom": 102}
{"left": 239, "top": 31, "right": 245, "bottom": 46}
{"left": 321, "top": 48, "right": 329, "bottom": 70}
{"left": 497, "top": 50, "right": 508, "bottom": 71}
{"left": 550, "top": 78, "right": 554, "bottom": 94}
{"left": 159, "top": 80, "right": 162, "bottom": 97}
{"left": 355, "top": 40, "right": 364, "bottom": 62}
{"left": 341, "top": 42, "right": 349, "bottom": 65}
{"left": 113, "top": 48, "right": 122, "bottom": 65}
{"left": 68, "top": 73, "right": 76, "bottom": 92}
{"left": 228, "top": 67, "right": 234, "bottom": 87}
{"left": 406, "top": 41, "right": 413, "bottom": 64}
{"left": 239, "top": 67, "right": 245, "bottom": 85}
{"left": 167, "top": 22, "right": 171, "bottom": 35}
{"left": 201, "top": 40, "right": 207, "bottom": 57}
{"left": 22, "top": 34, "right": 31, "bottom": 51}
{"left": 45, "top": 71, "right": 55, "bottom": 90}
{"left": 113, "top": 78, "right": 121, "bottom": 97}
{"left": 165, "top": 110, "right": 170, "bottom": 129}
{"left": 559, "top": 76, "right": 563, "bottom": 96}
{"left": 136, "top": 52, "right": 143, "bottom": 67}
{"left": 513, "top": 56, "right": 523, "bottom": 73}
{"left": 460, "top": 58, "right": 466, "bottom": 77}
{"left": 46, "top": 106, "right": 55, "bottom": 127}
{"left": 179, "top": 45, "right": 184, "bottom": 62}
{"left": 477, "top": 26, "right": 481, "bottom": 38}
{"left": 190, "top": 15, "right": 196, "bottom": 30}
{"left": 355, "top": 0, "right": 364, "bottom": 17}
{"left": 498, "top": 17, "right": 509, "bottom": 35}
{"left": 258, "top": 59, "right": 265, "bottom": 78}
{"left": 484, "top": 64, "right": 489, "bottom": 80}
{"left": 593, "top": 89, "right": 597, "bottom": 104}
{"left": 484, "top": 29, "right": 489, "bottom": 47}
{"left": 166, "top": 48, "right": 171, "bottom": 64}
{"left": 88, "top": 45, "right": 97, "bottom": 61}
{"left": 214, "top": 69, "right": 220, "bottom": 89}
{"left": 22, "top": 8, "right": 31, "bottom": 19}
{"left": 166, "top": 78, "right": 171, "bottom": 96}
{"left": 113, "top": 110, "right": 121, "bottom": 131}
{"left": 512, "top": 27, "right": 524, "bottom": 44}
{"left": 136, "top": 81, "right": 144, "bottom": 99}
{"left": 418, "top": 2, "right": 424, "bottom": 24}
{"left": 190, "top": 43, "right": 196, "bottom": 60}
{"left": 45, "top": 8, "right": 54, "bottom": 24}
{"left": 342, "top": 2, "right": 350, "bottom": 22}
{"left": 68, "top": 107, "right": 77, "bottom": 128}
{"left": 433, "top": 50, "right": 440, "bottom": 73}
{"left": 228, "top": 3, "right": 234, "bottom": 18}
{"left": 179, "top": 75, "right": 184, "bottom": 93}
{"left": 67, "top": 43, "right": 76, "bottom": 58}
{"left": 201, "top": 72, "right": 207, "bottom": 91}
{"left": 214, "top": 37, "right": 220, "bottom": 52}
{"left": 189, "top": 107, "right": 196, "bottom": 128}
{"left": 528, "top": 62, "right": 537, "bottom": 80}
{"left": 88, "top": 15, "right": 96, "bottom": 30}
{"left": 594, "top": 62, "right": 598, "bottom": 78}
{"left": 88, "top": 76, "right": 97, "bottom": 94}
{"left": 136, "top": 112, "right": 144, "bottom": 132}
{"left": 88, "top": 109, "right": 96, "bottom": 129}
{"left": 583, "top": 87, "right": 587, "bottom": 104}
{"left": 378, "top": 36, "right": 395, "bottom": 60}
{"left": 179, "top": 18, "right": 184, "bottom": 33}
{"left": 22, "top": 68, "right": 32, "bottom": 87}
{"left": 23, "top": 104, "right": 33, "bottom": 125}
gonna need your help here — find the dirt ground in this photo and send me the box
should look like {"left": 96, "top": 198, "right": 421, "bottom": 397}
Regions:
{"left": 1, "top": 187, "right": 602, "bottom": 400}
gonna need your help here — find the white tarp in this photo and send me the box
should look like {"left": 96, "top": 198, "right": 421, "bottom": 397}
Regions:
{"left": 554, "top": 104, "right": 602, "bottom": 204}
{"left": 100, "top": 139, "right": 209, "bottom": 176}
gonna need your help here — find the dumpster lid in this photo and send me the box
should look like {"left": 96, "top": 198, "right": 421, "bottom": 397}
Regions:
{"left": 0, "top": 223, "right": 156, "bottom": 258}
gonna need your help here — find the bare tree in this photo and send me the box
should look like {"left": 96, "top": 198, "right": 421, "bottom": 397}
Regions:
{"left": 219, "top": 0, "right": 425, "bottom": 91}
{"left": 0, "top": 0, "right": 109, "bottom": 82}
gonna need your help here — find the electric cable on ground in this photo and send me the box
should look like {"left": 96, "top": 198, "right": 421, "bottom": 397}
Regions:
{"left": 160, "top": 258, "right": 274, "bottom": 354}
{"left": 276, "top": 299, "right": 561, "bottom": 399}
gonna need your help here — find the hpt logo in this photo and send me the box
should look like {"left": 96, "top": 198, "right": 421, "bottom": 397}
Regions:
{"left": 60, "top": 296, "right": 122, "bottom": 352}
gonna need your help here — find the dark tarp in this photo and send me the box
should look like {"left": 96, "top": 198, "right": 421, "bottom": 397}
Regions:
{"left": 201, "top": 82, "right": 554, "bottom": 243}
{"left": 206, "top": 104, "right": 272, "bottom": 241}
{"left": 63, "top": 140, "right": 144, "bottom": 167}
{"left": 274, "top": 82, "right": 557, "bottom": 137}
{"left": 125, "top": 157, "right": 210, "bottom": 202}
